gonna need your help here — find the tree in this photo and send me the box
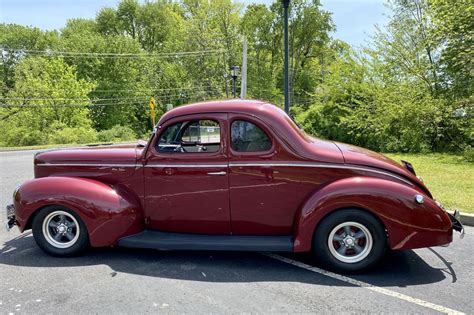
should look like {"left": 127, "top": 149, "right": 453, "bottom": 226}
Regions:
{"left": 0, "top": 24, "right": 60, "bottom": 91}
{"left": 430, "top": 0, "right": 473, "bottom": 99}
{"left": 0, "top": 57, "right": 96, "bottom": 146}
{"left": 241, "top": 0, "right": 334, "bottom": 105}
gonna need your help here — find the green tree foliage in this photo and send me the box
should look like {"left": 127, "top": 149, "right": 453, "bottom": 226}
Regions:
{"left": 295, "top": 0, "right": 472, "bottom": 153}
{"left": 0, "top": 0, "right": 471, "bottom": 153}
{"left": 0, "top": 57, "right": 96, "bottom": 146}
{"left": 431, "top": 0, "right": 473, "bottom": 99}
{"left": 240, "top": 0, "right": 334, "bottom": 103}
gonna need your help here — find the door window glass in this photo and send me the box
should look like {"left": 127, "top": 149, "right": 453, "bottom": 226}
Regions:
{"left": 158, "top": 120, "right": 220, "bottom": 153}
{"left": 231, "top": 120, "right": 271, "bottom": 152}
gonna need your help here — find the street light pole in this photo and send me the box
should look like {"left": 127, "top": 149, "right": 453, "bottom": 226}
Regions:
{"left": 282, "top": 0, "right": 290, "bottom": 115}
{"left": 230, "top": 65, "right": 240, "bottom": 98}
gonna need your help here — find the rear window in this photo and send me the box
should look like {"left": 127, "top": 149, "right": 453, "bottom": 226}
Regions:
{"left": 231, "top": 120, "right": 271, "bottom": 152}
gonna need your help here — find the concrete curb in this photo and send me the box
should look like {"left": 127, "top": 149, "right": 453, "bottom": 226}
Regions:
{"left": 448, "top": 210, "right": 474, "bottom": 227}
{"left": 0, "top": 141, "right": 136, "bottom": 152}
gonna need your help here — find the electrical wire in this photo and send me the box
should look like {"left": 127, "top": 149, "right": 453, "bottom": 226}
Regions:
{"left": 0, "top": 97, "right": 149, "bottom": 101}
{"left": 1, "top": 48, "right": 225, "bottom": 59}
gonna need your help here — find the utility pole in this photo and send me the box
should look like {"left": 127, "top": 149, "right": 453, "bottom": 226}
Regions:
{"left": 240, "top": 38, "right": 248, "bottom": 99}
{"left": 282, "top": 0, "right": 290, "bottom": 115}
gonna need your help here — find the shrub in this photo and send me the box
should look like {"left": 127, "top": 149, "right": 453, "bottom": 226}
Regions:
{"left": 463, "top": 146, "right": 474, "bottom": 162}
{"left": 97, "top": 125, "right": 137, "bottom": 143}
{"left": 48, "top": 126, "right": 97, "bottom": 144}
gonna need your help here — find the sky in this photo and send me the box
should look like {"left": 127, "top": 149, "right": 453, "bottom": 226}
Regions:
{"left": 0, "top": 0, "right": 389, "bottom": 47}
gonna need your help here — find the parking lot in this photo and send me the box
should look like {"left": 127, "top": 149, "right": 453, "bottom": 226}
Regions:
{"left": 1, "top": 150, "right": 472, "bottom": 314}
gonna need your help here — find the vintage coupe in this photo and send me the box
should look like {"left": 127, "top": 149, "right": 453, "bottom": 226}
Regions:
{"left": 6, "top": 100, "right": 464, "bottom": 272}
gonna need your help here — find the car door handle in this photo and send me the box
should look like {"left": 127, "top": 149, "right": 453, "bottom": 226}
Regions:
{"left": 207, "top": 171, "right": 227, "bottom": 176}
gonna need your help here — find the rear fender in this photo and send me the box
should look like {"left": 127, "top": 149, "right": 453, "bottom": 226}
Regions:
{"left": 14, "top": 177, "right": 144, "bottom": 247}
{"left": 293, "top": 176, "right": 452, "bottom": 252}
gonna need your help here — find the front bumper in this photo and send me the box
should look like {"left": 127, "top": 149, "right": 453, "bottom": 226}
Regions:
{"left": 448, "top": 209, "right": 465, "bottom": 239}
{"left": 5, "top": 204, "right": 16, "bottom": 231}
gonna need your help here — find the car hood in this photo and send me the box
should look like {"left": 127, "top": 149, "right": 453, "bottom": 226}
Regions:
{"left": 334, "top": 142, "right": 430, "bottom": 196}
{"left": 35, "top": 143, "right": 142, "bottom": 166}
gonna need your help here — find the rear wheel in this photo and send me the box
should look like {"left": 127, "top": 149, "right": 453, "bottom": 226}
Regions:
{"left": 312, "top": 209, "right": 387, "bottom": 273}
{"left": 32, "top": 205, "right": 89, "bottom": 257}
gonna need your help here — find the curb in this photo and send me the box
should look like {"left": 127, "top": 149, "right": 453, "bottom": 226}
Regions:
{"left": 0, "top": 142, "right": 136, "bottom": 152}
{"left": 448, "top": 210, "right": 474, "bottom": 227}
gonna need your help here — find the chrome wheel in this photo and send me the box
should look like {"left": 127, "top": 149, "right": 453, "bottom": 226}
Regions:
{"left": 328, "top": 221, "right": 373, "bottom": 264}
{"left": 42, "top": 210, "right": 80, "bottom": 249}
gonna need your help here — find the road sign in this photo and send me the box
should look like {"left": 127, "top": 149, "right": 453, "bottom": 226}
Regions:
{"left": 149, "top": 97, "right": 156, "bottom": 110}
{"left": 149, "top": 97, "right": 157, "bottom": 126}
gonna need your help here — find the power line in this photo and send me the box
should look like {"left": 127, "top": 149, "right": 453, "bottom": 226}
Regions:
{"left": 0, "top": 93, "right": 226, "bottom": 108}
{"left": 0, "top": 96, "right": 149, "bottom": 101}
{"left": 0, "top": 89, "right": 222, "bottom": 101}
{"left": 1, "top": 85, "right": 222, "bottom": 93}
{"left": 1, "top": 48, "right": 224, "bottom": 59}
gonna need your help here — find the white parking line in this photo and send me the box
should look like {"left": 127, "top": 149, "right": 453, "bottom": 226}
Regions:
{"left": 265, "top": 253, "right": 465, "bottom": 315}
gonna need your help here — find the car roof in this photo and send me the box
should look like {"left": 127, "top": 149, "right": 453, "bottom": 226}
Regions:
{"left": 158, "top": 99, "right": 286, "bottom": 125}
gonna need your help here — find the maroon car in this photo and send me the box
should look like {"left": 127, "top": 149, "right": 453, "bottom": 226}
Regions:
{"left": 6, "top": 100, "right": 464, "bottom": 272}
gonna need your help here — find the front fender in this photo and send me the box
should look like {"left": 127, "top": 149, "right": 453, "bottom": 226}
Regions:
{"left": 293, "top": 176, "right": 452, "bottom": 252}
{"left": 14, "top": 177, "right": 144, "bottom": 247}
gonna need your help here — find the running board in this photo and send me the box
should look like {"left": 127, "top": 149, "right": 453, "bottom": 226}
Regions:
{"left": 117, "top": 230, "right": 293, "bottom": 252}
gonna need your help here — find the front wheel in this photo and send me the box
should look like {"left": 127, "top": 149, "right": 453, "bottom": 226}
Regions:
{"left": 312, "top": 209, "right": 387, "bottom": 273}
{"left": 32, "top": 206, "right": 89, "bottom": 257}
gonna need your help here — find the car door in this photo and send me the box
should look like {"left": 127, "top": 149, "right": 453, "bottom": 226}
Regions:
{"left": 144, "top": 113, "right": 231, "bottom": 234}
{"left": 228, "top": 114, "right": 313, "bottom": 235}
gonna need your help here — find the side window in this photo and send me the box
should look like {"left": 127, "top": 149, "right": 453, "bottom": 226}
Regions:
{"left": 231, "top": 120, "right": 272, "bottom": 152}
{"left": 158, "top": 120, "right": 221, "bottom": 153}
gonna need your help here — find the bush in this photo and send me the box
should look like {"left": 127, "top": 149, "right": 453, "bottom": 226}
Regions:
{"left": 97, "top": 125, "right": 137, "bottom": 143}
{"left": 463, "top": 146, "right": 474, "bottom": 162}
{"left": 0, "top": 125, "right": 47, "bottom": 146}
{"left": 48, "top": 126, "right": 97, "bottom": 144}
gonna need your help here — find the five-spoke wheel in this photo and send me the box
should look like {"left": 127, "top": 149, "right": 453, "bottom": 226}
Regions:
{"left": 328, "top": 222, "right": 373, "bottom": 264}
{"left": 42, "top": 210, "right": 80, "bottom": 249}
{"left": 32, "top": 206, "right": 89, "bottom": 256}
{"left": 313, "top": 209, "right": 387, "bottom": 273}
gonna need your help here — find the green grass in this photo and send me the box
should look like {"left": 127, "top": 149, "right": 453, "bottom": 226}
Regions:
{"left": 386, "top": 153, "right": 474, "bottom": 213}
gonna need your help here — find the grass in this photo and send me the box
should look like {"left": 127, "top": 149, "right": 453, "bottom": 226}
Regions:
{"left": 386, "top": 153, "right": 474, "bottom": 214}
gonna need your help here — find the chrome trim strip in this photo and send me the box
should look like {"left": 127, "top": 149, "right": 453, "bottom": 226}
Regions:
{"left": 229, "top": 162, "right": 413, "bottom": 186}
{"left": 145, "top": 164, "right": 227, "bottom": 168}
{"left": 38, "top": 163, "right": 138, "bottom": 168}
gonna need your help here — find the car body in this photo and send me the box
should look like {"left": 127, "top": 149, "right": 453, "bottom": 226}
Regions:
{"left": 6, "top": 100, "right": 464, "bottom": 272}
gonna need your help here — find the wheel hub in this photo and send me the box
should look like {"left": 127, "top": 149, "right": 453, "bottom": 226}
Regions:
{"left": 57, "top": 224, "right": 67, "bottom": 234}
{"left": 343, "top": 235, "right": 356, "bottom": 247}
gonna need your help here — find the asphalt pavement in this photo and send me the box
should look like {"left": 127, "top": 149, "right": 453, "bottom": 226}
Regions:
{"left": 0, "top": 150, "right": 472, "bottom": 314}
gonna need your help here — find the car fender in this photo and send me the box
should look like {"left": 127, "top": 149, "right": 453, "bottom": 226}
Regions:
{"left": 14, "top": 176, "right": 144, "bottom": 247}
{"left": 293, "top": 176, "right": 452, "bottom": 252}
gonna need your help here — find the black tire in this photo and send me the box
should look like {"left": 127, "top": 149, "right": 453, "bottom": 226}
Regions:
{"left": 32, "top": 205, "right": 90, "bottom": 257}
{"left": 312, "top": 209, "right": 387, "bottom": 273}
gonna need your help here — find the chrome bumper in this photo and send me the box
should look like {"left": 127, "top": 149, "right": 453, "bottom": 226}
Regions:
{"left": 5, "top": 204, "right": 16, "bottom": 231}
{"left": 448, "top": 209, "right": 465, "bottom": 239}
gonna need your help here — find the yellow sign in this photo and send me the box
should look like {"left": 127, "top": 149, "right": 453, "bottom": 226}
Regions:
{"left": 149, "top": 97, "right": 156, "bottom": 110}
{"left": 149, "top": 97, "right": 157, "bottom": 126}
